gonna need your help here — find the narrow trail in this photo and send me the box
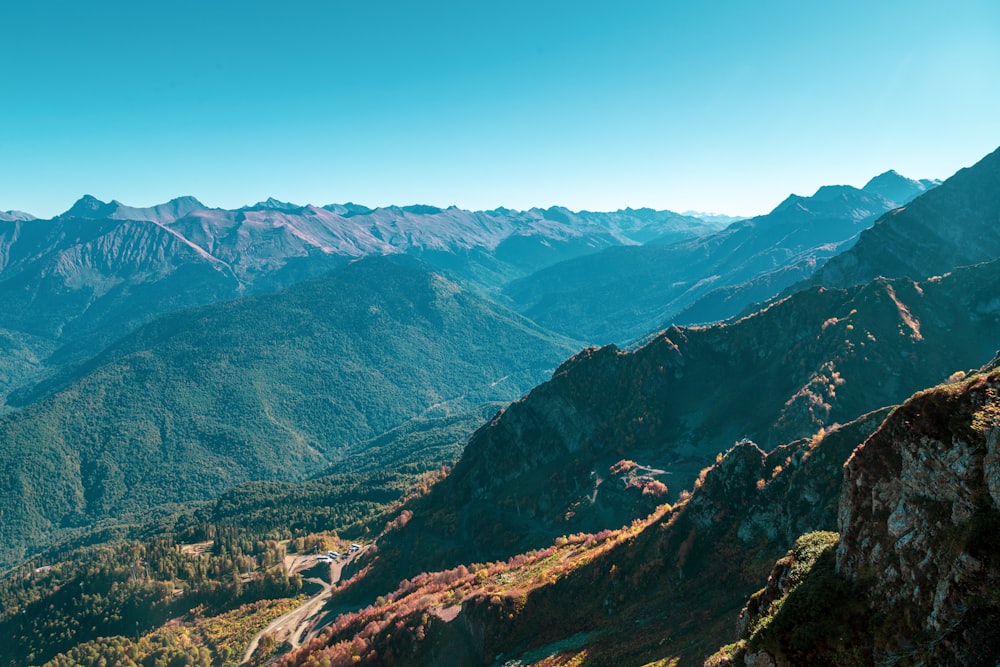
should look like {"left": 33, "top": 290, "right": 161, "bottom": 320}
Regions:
{"left": 240, "top": 548, "right": 363, "bottom": 665}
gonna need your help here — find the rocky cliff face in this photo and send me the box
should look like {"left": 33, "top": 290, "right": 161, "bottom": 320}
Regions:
{"left": 710, "top": 369, "right": 1000, "bottom": 667}
{"left": 836, "top": 369, "right": 1000, "bottom": 665}
{"left": 294, "top": 408, "right": 887, "bottom": 667}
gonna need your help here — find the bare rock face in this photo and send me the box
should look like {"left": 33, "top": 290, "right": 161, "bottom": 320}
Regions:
{"left": 743, "top": 651, "right": 778, "bottom": 667}
{"left": 687, "top": 440, "right": 767, "bottom": 528}
{"left": 837, "top": 370, "right": 1000, "bottom": 665}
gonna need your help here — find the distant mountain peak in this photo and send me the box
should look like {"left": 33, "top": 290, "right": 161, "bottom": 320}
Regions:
{"left": 862, "top": 169, "right": 939, "bottom": 205}
{"left": 246, "top": 197, "right": 301, "bottom": 211}
{"left": 681, "top": 210, "right": 747, "bottom": 224}
{"left": 0, "top": 209, "right": 36, "bottom": 222}
{"left": 769, "top": 193, "right": 808, "bottom": 214}
{"left": 61, "top": 194, "right": 117, "bottom": 219}
{"left": 169, "top": 195, "right": 204, "bottom": 207}
{"left": 811, "top": 184, "right": 861, "bottom": 200}
{"left": 321, "top": 202, "right": 373, "bottom": 217}
{"left": 768, "top": 171, "right": 940, "bottom": 218}
{"left": 59, "top": 194, "right": 207, "bottom": 222}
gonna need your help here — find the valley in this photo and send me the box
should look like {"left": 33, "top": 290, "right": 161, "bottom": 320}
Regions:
{"left": 0, "top": 145, "right": 998, "bottom": 667}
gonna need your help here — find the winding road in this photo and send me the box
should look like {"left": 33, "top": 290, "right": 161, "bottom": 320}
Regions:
{"left": 240, "top": 548, "right": 362, "bottom": 665}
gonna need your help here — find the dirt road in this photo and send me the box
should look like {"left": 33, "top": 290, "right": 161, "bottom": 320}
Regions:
{"left": 240, "top": 549, "right": 361, "bottom": 665}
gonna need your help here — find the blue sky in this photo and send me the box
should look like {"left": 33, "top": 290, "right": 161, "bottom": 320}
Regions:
{"left": 3, "top": 0, "right": 999, "bottom": 218}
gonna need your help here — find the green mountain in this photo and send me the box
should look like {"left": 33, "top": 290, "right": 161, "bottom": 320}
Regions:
{"left": 0, "top": 254, "right": 578, "bottom": 567}
{"left": 4, "top": 146, "right": 998, "bottom": 667}
{"left": 0, "top": 201, "right": 717, "bottom": 403}
{"left": 361, "top": 258, "right": 1000, "bottom": 592}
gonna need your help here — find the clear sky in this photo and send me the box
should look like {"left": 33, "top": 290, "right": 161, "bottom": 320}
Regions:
{"left": 3, "top": 0, "right": 999, "bottom": 219}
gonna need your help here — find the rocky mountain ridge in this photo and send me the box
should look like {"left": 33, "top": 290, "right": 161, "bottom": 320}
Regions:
{"left": 279, "top": 365, "right": 1000, "bottom": 666}
{"left": 711, "top": 368, "right": 1000, "bottom": 667}
{"left": 277, "top": 403, "right": 891, "bottom": 666}
{"left": 357, "top": 257, "right": 1000, "bottom": 598}
{"left": 808, "top": 145, "right": 1000, "bottom": 289}
{"left": 0, "top": 210, "right": 36, "bottom": 222}
{"left": 49, "top": 195, "right": 719, "bottom": 262}
{"left": 504, "top": 174, "right": 933, "bottom": 343}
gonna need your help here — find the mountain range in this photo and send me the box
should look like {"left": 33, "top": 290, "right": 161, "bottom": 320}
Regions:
{"left": 361, "top": 256, "right": 1000, "bottom": 591}
{"left": 271, "top": 146, "right": 999, "bottom": 666}
{"left": 1, "top": 146, "right": 998, "bottom": 667}
{"left": 504, "top": 170, "right": 938, "bottom": 343}
{"left": 0, "top": 255, "right": 578, "bottom": 566}
{"left": 0, "top": 200, "right": 723, "bottom": 404}
{"left": 0, "top": 168, "right": 934, "bottom": 406}
{"left": 808, "top": 145, "right": 1000, "bottom": 289}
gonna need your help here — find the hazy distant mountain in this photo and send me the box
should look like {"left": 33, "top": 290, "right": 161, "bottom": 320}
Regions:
{"left": 321, "top": 202, "right": 374, "bottom": 216}
{"left": 505, "top": 175, "right": 926, "bottom": 344}
{"left": 0, "top": 210, "right": 35, "bottom": 222}
{"left": 239, "top": 196, "right": 301, "bottom": 212}
{"left": 0, "top": 198, "right": 719, "bottom": 401}
{"left": 861, "top": 169, "right": 941, "bottom": 204}
{"left": 45, "top": 196, "right": 719, "bottom": 276}
{"left": 682, "top": 210, "right": 748, "bottom": 225}
{"left": 807, "top": 145, "right": 1000, "bottom": 289}
{"left": 0, "top": 255, "right": 578, "bottom": 566}
{"left": 58, "top": 194, "right": 206, "bottom": 223}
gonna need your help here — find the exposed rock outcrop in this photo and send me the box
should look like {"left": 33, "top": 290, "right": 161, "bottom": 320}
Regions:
{"left": 837, "top": 369, "right": 1000, "bottom": 665}
{"left": 711, "top": 369, "right": 1000, "bottom": 666}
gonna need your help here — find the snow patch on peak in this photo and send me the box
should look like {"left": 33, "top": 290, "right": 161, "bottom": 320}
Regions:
{"left": 246, "top": 197, "right": 301, "bottom": 211}
{"left": 862, "top": 170, "right": 938, "bottom": 206}
{"left": 0, "top": 210, "right": 37, "bottom": 222}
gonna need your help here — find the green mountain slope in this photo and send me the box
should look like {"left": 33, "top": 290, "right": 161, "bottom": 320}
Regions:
{"left": 360, "top": 258, "right": 1000, "bottom": 597}
{"left": 0, "top": 255, "right": 579, "bottom": 567}
{"left": 0, "top": 201, "right": 717, "bottom": 402}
